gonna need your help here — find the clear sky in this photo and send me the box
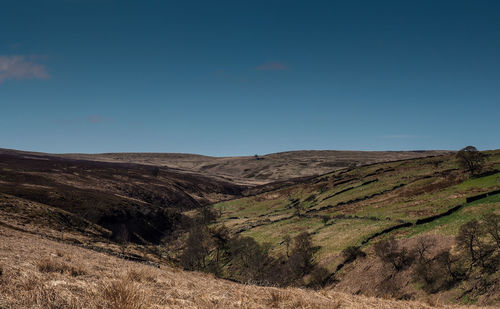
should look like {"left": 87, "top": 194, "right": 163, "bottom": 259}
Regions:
{"left": 1, "top": 0, "right": 499, "bottom": 156}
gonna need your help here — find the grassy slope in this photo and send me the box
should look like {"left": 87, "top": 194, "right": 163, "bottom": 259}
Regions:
{"left": 213, "top": 150, "right": 500, "bottom": 278}
{"left": 0, "top": 224, "right": 484, "bottom": 309}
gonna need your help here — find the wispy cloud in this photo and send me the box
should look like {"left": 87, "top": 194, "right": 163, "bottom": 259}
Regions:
{"left": 256, "top": 62, "right": 288, "bottom": 71}
{"left": 86, "top": 114, "right": 106, "bottom": 124}
{"left": 0, "top": 55, "right": 50, "bottom": 83}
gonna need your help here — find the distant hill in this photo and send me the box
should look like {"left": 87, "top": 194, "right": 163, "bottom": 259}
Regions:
{"left": 0, "top": 148, "right": 452, "bottom": 185}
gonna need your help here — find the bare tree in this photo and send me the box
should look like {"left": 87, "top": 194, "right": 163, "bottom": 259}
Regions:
{"left": 483, "top": 213, "right": 500, "bottom": 249}
{"left": 288, "top": 232, "right": 314, "bottom": 277}
{"left": 210, "top": 225, "right": 230, "bottom": 264}
{"left": 456, "top": 219, "right": 497, "bottom": 272}
{"left": 180, "top": 226, "right": 213, "bottom": 270}
{"left": 228, "top": 236, "right": 273, "bottom": 283}
{"left": 374, "top": 237, "right": 414, "bottom": 271}
{"left": 414, "top": 236, "right": 435, "bottom": 262}
{"left": 196, "top": 205, "right": 218, "bottom": 225}
{"left": 114, "top": 224, "right": 129, "bottom": 255}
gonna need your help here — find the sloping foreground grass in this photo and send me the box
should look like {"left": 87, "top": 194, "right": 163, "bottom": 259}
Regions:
{"left": 0, "top": 225, "right": 487, "bottom": 309}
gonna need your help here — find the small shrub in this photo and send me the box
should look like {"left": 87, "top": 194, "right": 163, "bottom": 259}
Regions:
{"left": 379, "top": 276, "right": 402, "bottom": 298}
{"left": 342, "top": 246, "right": 366, "bottom": 263}
{"left": 413, "top": 252, "right": 451, "bottom": 293}
{"left": 308, "top": 266, "right": 330, "bottom": 288}
{"left": 151, "top": 167, "right": 160, "bottom": 177}
{"left": 321, "top": 215, "right": 330, "bottom": 226}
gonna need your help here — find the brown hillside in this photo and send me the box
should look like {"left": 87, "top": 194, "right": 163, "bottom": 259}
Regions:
{"left": 0, "top": 223, "right": 484, "bottom": 309}
{"left": 0, "top": 148, "right": 451, "bottom": 185}
{"left": 0, "top": 151, "right": 244, "bottom": 244}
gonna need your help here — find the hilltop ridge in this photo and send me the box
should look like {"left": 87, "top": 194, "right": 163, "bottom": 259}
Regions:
{"left": 0, "top": 148, "right": 451, "bottom": 185}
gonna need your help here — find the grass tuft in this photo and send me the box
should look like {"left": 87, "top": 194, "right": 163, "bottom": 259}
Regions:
{"left": 268, "top": 290, "right": 287, "bottom": 307}
{"left": 126, "top": 267, "right": 156, "bottom": 283}
{"left": 37, "top": 257, "right": 86, "bottom": 276}
{"left": 37, "top": 258, "right": 67, "bottom": 274}
{"left": 101, "top": 278, "right": 148, "bottom": 309}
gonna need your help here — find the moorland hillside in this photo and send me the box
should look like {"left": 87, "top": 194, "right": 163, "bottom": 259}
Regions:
{"left": 0, "top": 147, "right": 498, "bottom": 307}
{"left": 0, "top": 148, "right": 450, "bottom": 185}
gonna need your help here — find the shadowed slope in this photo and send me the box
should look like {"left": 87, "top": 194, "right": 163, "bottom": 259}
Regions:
{"left": 0, "top": 151, "right": 245, "bottom": 244}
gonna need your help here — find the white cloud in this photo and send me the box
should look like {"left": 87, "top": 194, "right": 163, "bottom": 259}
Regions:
{"left": 0, "top": 55, "right": 50, "bottom": 83}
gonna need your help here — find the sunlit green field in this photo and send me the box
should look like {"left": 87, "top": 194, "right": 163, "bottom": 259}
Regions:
{"left": 212, "top": 150, "right": 500, "bottom": 268}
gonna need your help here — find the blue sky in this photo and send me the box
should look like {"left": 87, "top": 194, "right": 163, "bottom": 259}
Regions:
{"left": 1, "top": 0, "right": 499, "bottom": 156}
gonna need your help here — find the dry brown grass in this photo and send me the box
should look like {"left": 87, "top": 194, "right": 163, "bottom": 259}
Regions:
{"left": 100, "top": 277, "right": 149, "bottom": 309}
{"left": 126, "top": 267, "right": 157, "bottom": 283}
{"left": 37, "top": 257, "right": 86, "bottom": 277}
{"left": 0, "top": 225, "right": 491, "bottom": 309}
